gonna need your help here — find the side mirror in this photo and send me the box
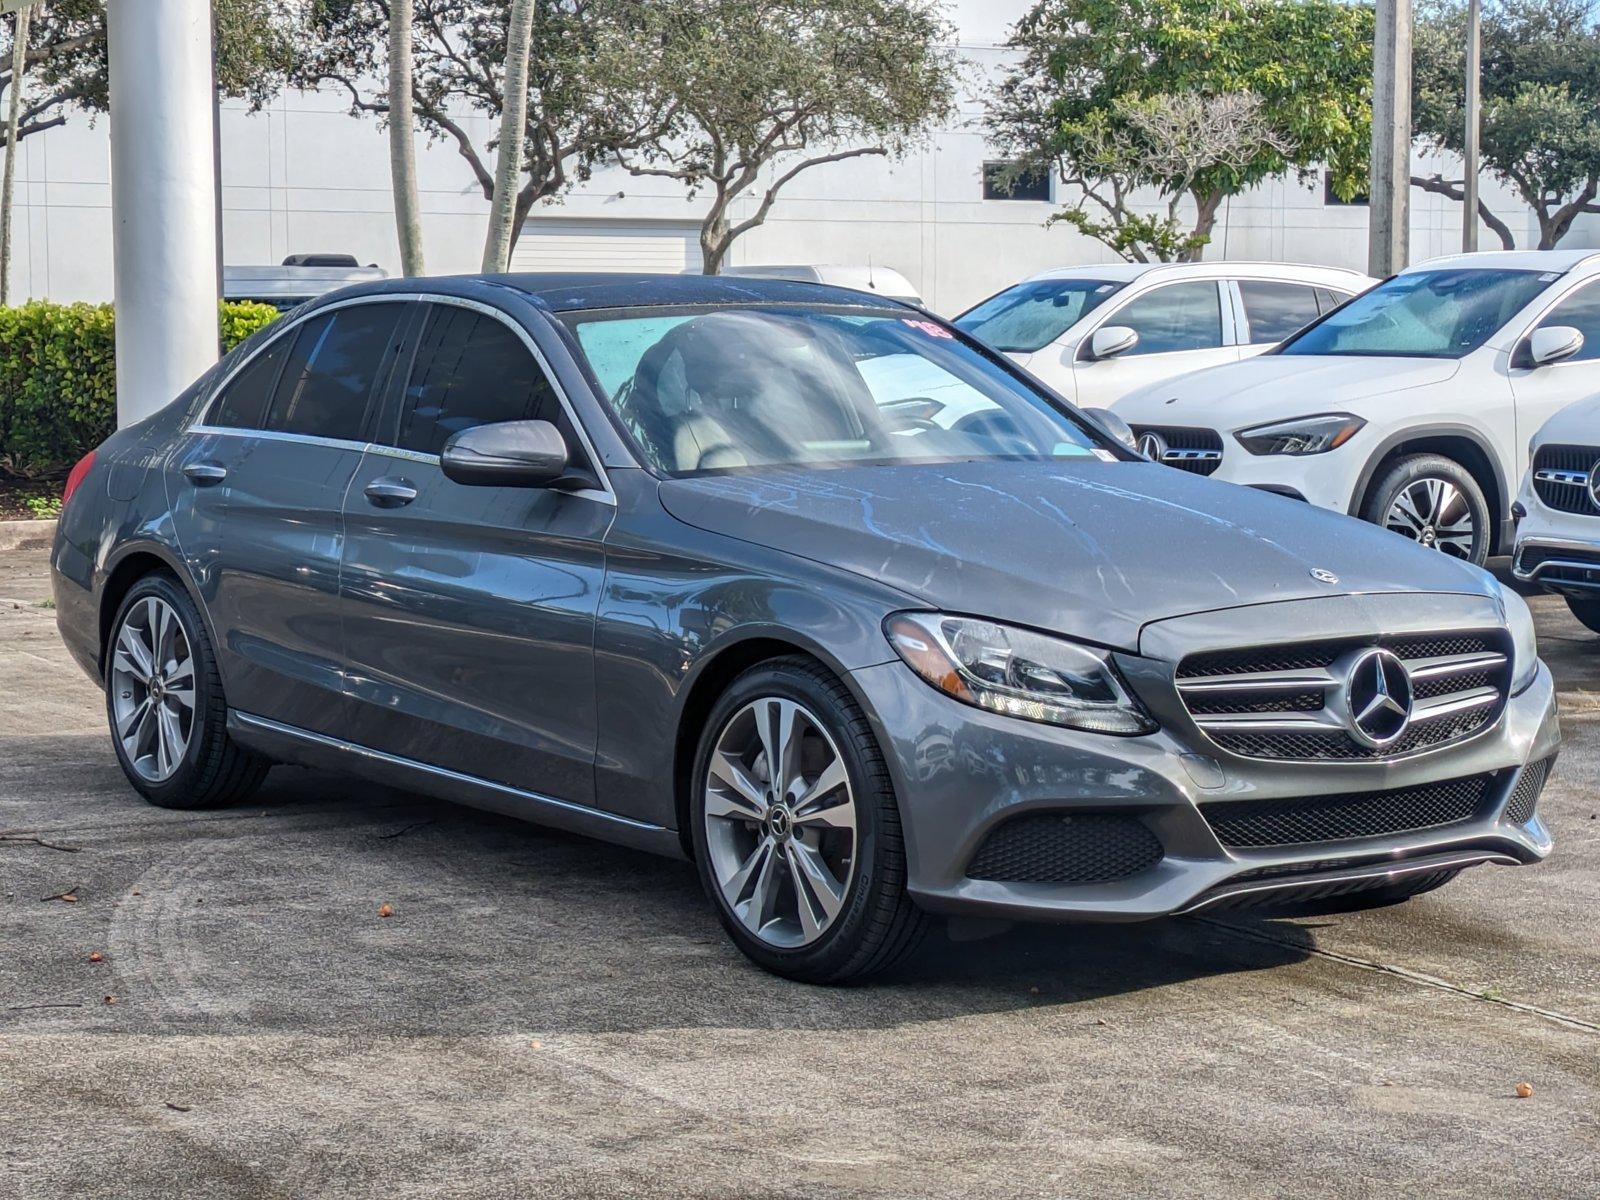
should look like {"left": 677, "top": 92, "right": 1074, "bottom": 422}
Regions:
{"left": 441, "top": 419, "right": 572, "bottom": 488}
{"left": 1089, "top": 325, "right": 1139, "bottom": 361}
{"left": 1527, "top": 325, "right": 1585, "bottom": 367}
{"left": 1084, "top": 407, "right": 1138, "bottom": 451}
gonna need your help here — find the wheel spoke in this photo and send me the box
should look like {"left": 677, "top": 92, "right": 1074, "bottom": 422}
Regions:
{"left": 115, "top": 623, "right": 154, "bottom": 678}
{"left": 117, "top": 697, "right": 151, "bottom": 744}
{"left": 707, "top": 749, "right": 768, "bottom": 819}
{"left": 794, "top": 756, "right": 848, "bottom": 814}
{"left": 165, "top": 687, "right": 196, "bottom": 713}
{"left": 738, "top": 841, "right": 783, "bottom": 934}
{"left": 786, "top": 841, "right": 845, "bottom": 939}
{"left": 1391, "top": 486, "right": 1428, "bottom": 532}
{"left": 757, "top": 699, "right": 801, "bottom": 798}
{"left": 130, "top": 700, "right": 160, "bottom": 765}
{"left": 157, "top": 705, "right": 185, "bottom": 775}
{"left": 165, "top": 657, "right": 195, "bottom": 688}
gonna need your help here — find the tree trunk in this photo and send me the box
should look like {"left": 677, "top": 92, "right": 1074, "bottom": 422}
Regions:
{"left": 387, "top": 0, "right": 425, "bottom": 276}
{"left": 1182, "top": 188, "right": 1224, "bottom": 262}
{"left": 481, "top": 0, "right": 536, "bottom": 274}
{"left": 699, "top": 193, "right": 730, "bottom": 275}
{"left": 1, "top": 4, "right": 31, "bottom": 305}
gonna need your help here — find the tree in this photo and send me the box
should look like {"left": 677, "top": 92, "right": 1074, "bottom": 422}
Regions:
{"left": 986, "top": 0, "right": 1374, "bottom": 263}
{"left": 481, "top": 0, "right": 535, "bottom": 272}
{"left": 1413, "top": 0, "right": 1600, "bottom": 249}
{"left": 626, "top": 0, "right": 957, "bottom": 274}
{"left": 388, "top": 0, "right": 427, "bottom": 275}
{"left": 301, "top": 0, "right": 674, "bottom": 258}
{"left": 2, "top": 4, "right": 34, "bottom": 305}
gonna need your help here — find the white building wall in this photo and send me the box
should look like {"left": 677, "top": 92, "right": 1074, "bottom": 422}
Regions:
{"left": 6, "top": 0, "right": 1598, "bottom": 315}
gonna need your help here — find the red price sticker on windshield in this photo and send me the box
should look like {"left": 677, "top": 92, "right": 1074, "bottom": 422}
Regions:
{"left": 901, "top": 318, "right": 953, "bottom": 339}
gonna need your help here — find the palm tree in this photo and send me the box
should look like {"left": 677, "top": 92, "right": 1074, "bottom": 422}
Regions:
{"left": 388, "top": 0, "right": 425, "bottom": 275}
{"left": 481, "top": 0, "right": 535, "bottom": 273}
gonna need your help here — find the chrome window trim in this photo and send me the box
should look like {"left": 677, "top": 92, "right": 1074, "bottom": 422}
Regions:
{"left": 187, "top": 289, "right": 617, "bottom": 506}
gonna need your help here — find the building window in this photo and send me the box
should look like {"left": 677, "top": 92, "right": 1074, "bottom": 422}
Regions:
{"left": 1324, "top": 172, "right": 1369, "bottom": 206}
{"left": 983, "top": 161, "right": 1052, "bottom": 202}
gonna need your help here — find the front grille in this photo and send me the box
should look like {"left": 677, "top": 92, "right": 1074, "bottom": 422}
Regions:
{"left": 1517, "top": 543, "right": 1600, "bottom": 590}
{"left": 1129, "top": 424, "right": 1224, "bottom": 476}
{"left": 1201, "top": 774, "right": 1495, "bottom": 848}
{"left": 966, "top": 812, "right": 1163, "bottom": 884}
{"left": 1175, "top": 631, "right": 1512, "bottom": 762}
{"left": 1531, "top": 444, "right": 1600, "bottom": 514}
{"left": 1504, "top": 756, "right": 1554, "bottom": 825}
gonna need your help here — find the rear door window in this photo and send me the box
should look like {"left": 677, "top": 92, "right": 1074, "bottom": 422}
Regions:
{"left": 264, "top": 303, "right": 406, "bottom": 441}
{"left": 394, "top": 304, "right": 565, "bottom": 455}
{"left": 1238, "top": 281, "right": 1324, "bottom": 344}
{"left": 211, "top": 335, "right": 291, "bottom": 429}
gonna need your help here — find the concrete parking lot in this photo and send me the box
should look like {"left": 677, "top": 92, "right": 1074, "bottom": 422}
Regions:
{"left": 2, "top": 537, "right": 1598, "bottom": 1200}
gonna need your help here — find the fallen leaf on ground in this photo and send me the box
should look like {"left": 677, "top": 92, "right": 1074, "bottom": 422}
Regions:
{"left": 88, "top": 952, "right": 103, "bottom": 963}
{"left": 165, "top": 1102, "right": 191, "bottom": 1113}
{"left": 377, "top": 904, "right": 394, "bottom": 918}
{"left": 102, "top": 995, "right": 116, "bottom": 1005}
{"left": 1515, "top": 1082, "right": 1534, "bottom": 1099}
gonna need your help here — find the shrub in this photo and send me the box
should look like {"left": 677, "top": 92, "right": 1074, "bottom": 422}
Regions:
{"left": 0, "top": 300, "right": 280, "bottom": 478}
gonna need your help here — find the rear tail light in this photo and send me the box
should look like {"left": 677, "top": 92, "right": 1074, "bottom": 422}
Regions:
{"left": 61, "top": 450, "right": 97, "bottom": 510}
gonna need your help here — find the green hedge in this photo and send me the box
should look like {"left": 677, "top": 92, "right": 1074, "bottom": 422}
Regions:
{"left": 0, "top": 300, "right": 281, "bottom": 477}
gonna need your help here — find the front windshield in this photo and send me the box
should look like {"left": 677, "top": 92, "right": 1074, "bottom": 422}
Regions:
{"left": 561, "top": 305, "right": 1112, "bottom": 477}
{"left": 1280, "top": 268, "right": 1553, "bottom": 359}
{"left": 953, "top": 278, "right": 1125, "bottom": 352}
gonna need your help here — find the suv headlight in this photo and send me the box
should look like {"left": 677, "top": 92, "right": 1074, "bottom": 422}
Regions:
{"left": 1234, "top": 413, "right": 1366, "bottom": 456}
{"left": 884, "top": 612, "right": 1156, "bottom": 735}
{"left": 1503, "top": 586, "right": 1539, "bottom": 694}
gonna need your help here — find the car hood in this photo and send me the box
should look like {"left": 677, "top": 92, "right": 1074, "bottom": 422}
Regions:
{"left": 1112, "top": 354, "right": 1461, "bottom": 425}
{"left": 1531, "top": 391, "right": 1600, "bottom": 447}
{"left": 657, "top": 459, "right": 1498, "bottom": 652}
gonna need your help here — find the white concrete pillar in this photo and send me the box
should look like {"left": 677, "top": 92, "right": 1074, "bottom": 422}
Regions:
{"left": 108, "top": 0, "right": 220, "bottom": 427}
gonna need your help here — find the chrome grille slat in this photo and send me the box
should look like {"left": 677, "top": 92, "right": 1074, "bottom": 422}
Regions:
{"left": 1531, "top": 444, "right": 1600, "bottom": 515}
{"left": 1174, "top": 630, "right": 1512, "bottom": 762}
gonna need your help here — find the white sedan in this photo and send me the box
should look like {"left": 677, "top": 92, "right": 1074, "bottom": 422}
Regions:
{"left": 953, "top": 261, "right": 1372, "bottom": 408}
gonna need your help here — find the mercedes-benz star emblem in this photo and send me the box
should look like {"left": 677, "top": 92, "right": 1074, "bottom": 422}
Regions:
{"left": 1587, "top": 460, "right": 1600, "bottom": 512}
{"left": 1341, "top": 648, "right": 1414, "bottom": 749}
{"left": 1310, "top": 567, "right": 1339, "bottom": 585}
{"left": 1136, "top": 431, "right": 1168, "bottom": 461}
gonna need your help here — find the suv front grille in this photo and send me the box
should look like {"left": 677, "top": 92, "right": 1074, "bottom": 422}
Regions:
{"left": 966, "top": 812, "right": 1163, "bottom": 884}
{"left": 1201, "top": 773, "right": 1496, "bottom": 848}
{"left": 1175, "top": 631, "right": 1512, "bottom": 762}
{"left": 1129, "top": 425, "right": 1223, "bottom": 476}
{"left": 1517, "top": 543, "right": 1600, "bottom": 590}
{"left": 1531, "top": 444, "right": 1600, "bottom": 514}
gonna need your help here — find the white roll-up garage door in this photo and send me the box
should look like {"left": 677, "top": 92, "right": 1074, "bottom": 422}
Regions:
{"left": 510, "top": 219, "right": 703, "bottom": 274}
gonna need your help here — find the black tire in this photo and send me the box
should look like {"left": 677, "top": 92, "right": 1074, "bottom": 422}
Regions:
{"left": 105, "top": 572, "right": 270, "bottom": 809}
{"left": 689, "top": 656, "right": 928, "bottom": 983}
{"left": 1360, "top": 453, "right": 1492, "bottom": 565}
{"left": 1566, "top": 595, "right": 1600, "bottom": 635}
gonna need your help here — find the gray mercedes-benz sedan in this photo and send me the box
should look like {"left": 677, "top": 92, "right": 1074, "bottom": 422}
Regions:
{"left": 52, "top": 274, "right": 1558, "bottom": 982}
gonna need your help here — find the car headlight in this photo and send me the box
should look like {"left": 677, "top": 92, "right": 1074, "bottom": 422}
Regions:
{"left": 884, "top": 612, "right": 1156, "bottom": 735}
{"left": 1502, "top": 585, "right": 1539, "bottom": 694}
{"left": 1234, "top": 413, "right": 1366, "bottom": 456}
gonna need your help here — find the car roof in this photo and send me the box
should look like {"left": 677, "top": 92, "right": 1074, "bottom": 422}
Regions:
{"left": 1020, "top": 261, "right": 1374, "bottom": 285}
{"left": 1403, "top": 248, "right": 1600, "bottom": 275}
{"left": 306, "top": 272, "right": 915, "bottom": 314}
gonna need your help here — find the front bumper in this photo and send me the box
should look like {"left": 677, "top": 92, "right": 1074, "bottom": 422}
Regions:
{"left": 1511, "top": 476, "right": 1600, "bottom": 595}
{"left": 851, "top": 599, "right": 1559, "bottom": 924}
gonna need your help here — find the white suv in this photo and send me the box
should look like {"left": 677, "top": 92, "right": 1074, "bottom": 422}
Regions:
{"left": 954, "top": 261, "right": 1372, "bottom": 408}
{"left": 1113, "top": 250, "right": 1600, "bottom": 566}
{"left": 1513, "top": 394, "right": 1600, "bottom": 631}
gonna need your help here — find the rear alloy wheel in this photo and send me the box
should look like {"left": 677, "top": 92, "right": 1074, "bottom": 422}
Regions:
{"left": 1565, "top": 595, "right": 1600, "bottom": 635}
{"left": 1362, "top": 454, "right": 1490, "bottom": 565}
{"left": 105, "top": 573, "right": 270, "bottom": 809}
{"left": 690, "top": 658, "right": 927, "bottom": 982}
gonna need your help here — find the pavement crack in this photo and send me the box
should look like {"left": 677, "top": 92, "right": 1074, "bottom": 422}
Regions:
{"left": 1195, "top": 916, "right": 1600, "bottom": 1035}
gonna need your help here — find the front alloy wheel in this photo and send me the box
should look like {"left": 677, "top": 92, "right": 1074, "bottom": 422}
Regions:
{"left": 690, "top": 658, "right": 927, "bottom": 982}
{"left": 1362, "top": 453, "right": 1491, "bottom": 565}
{"left": 703, "top": 697, "right": 858, "bottom": 948}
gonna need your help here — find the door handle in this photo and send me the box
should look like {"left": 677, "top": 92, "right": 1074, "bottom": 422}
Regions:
{"left": 364, "top": 477, "right": 418, "bottom": 508}
{"left": 183, "top": 462, "right": 227, "bottom": 486}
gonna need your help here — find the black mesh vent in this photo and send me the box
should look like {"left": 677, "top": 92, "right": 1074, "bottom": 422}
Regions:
{"left": 1185, "top": 690, "right": 1325, "bottom": 716}
{"left": 1531, "top": 444, "right": 1600, "bottom": 514}
{"left": 1129, "top": 424, "right": 1224, "bottom": 476}
{"left": 966, "top": 813, "right": 1163, "bottom": 884}
{"left": 1207, "top": 705, "right": 1494, "bottom": 761}
{"left": 1202, "top": 774, "right": 1495, "bottom": 848}
{"left": 1505, "top": 757, "right": 1553, "bottom": 825}
{"left": 1518, "top": 544, "right": 1600, "bottom": 589}
{"left": 1176, "top": 631, "right": 1500, "bottom": 681}
{"left": 1413, "top": 669, "right": 1490, "bottom": 700}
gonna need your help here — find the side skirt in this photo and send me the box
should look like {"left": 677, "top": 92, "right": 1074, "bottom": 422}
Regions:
{"left": 228, "top": 710, "right": 685, "bottom": 860}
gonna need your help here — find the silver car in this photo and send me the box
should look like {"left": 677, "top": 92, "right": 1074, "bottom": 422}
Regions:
{"left": 51, "top": 274, "right": 1558, "bottom": 982}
